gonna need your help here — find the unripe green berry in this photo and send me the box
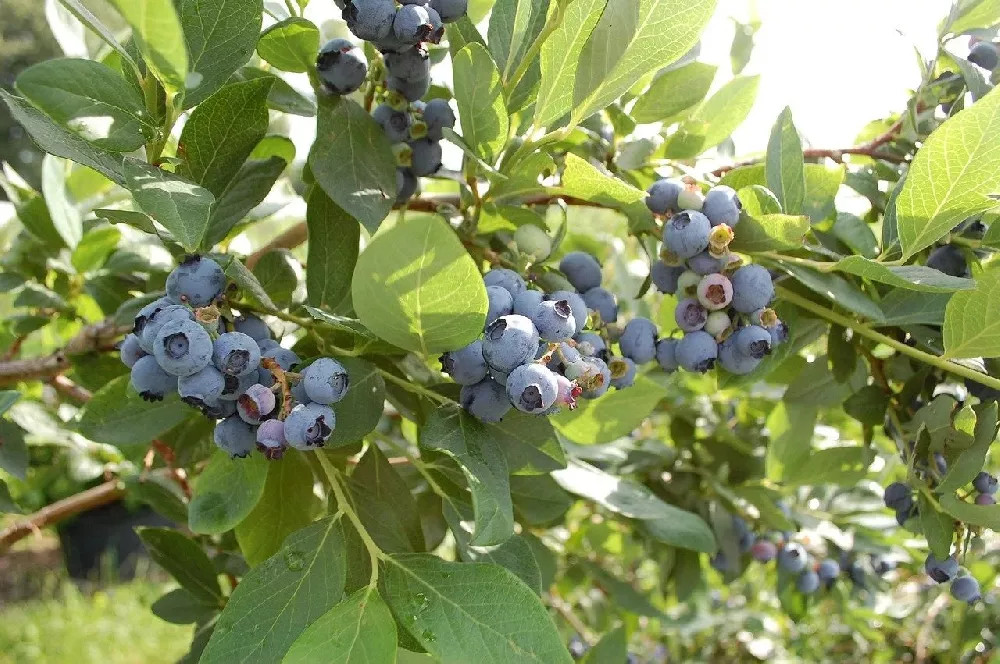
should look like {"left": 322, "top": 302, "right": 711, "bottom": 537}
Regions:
{"left": 513, "top": 224, "right": 552, "bottom": 260}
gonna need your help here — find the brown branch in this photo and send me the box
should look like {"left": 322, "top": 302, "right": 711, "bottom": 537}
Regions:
{"left": 47, "top": 375, "right": 93, "bottom": 402}
{"left": 2, "top": 335, "right": 26, "bottom": 361}
{"left": 0, "top": 319, "right": 129, "bottom": 387}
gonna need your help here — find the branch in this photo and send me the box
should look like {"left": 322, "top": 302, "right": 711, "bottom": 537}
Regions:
{"left": 47, "top": 375, "right": 93, "bottom": 402}
{"left": 0, "top": 319, "right": 129, "bottom": 386}
{"left": 0, "top": 479, "right": 124, "bottom": 553}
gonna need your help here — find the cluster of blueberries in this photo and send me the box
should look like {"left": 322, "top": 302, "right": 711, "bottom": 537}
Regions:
{"left": 645, "top": 178, "right": 788, "bottom": 376}
{"left": 118, "top": 256, "right": 350, "bottom": 460}
{"left": 883, "top": 476, "right": 993, "bottom": 603}
{"left": 440, "top": 252, "right": 643, "bottom": 422}
{"left": 314, "top": 0, "right": 467, "bottom": 203}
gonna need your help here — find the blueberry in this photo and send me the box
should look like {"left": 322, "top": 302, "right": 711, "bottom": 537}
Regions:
{"left": 768, "top": 320, "right": 789, "bottom": 346}
{"left": 548, "top": 290, "right": 588, "bottom": 333}
{"left": 896, "top": 503, "right": 917, "bottom": 526}
{"left": 373, "top": 103, "right": 412, "bottom": 143}
{"left": 968, "top": 41, "right": 999, "bottom": 70}
{"left": 797, "top": 570, "right": 820, "bottom": 594}
{"left": 848, "top": 561, "right": 867, "bottom": 587}
{"left": 317, "top": 38, "right": 369, "bottom": 93}
{"left": 976, "top": 493, "right": 996, "bottom": 505}
{"left": 934, "top": 452, "right": 948, "bottom": 475}
{"left": 460, "top": 378, "right": 511, "bottom": 422}
{"left": 212, "top": 332, "right": 261, "bottom": 378}
{"left": 139, "top": 304, "right": 195, "bottom": 353}
{"left": 663, "top": 211, "right": 711, "bottom": 259}
{"left": 777, "top": 543, "right": 807, "bottom": 573}
{"left": 951, "top": 575, "right": 982, "bottom": 603}
{"left": 154, "top": 319, "right": 214, "bottom": 377}
{"left": 696, "top": 274, "right": 733, "bottom": 311}
{"left": 872, "top": 556, "right": 895, "bottom": 576}
{"left": 178, "top": 365, "right": 227, "bottom": 412}
{"left": 966, "top": 377, "right": 1000, "bottom": 402}
{"left": 429, "top": 0, "right": 467, "bottom": 23}
{"left": 729, "top": 265, "right": 774, "bottom": 314}
{"left": 385, "top": 47, "right": 431, "bottom": 83}
{"left": 482, "top": 315, "right": 540, "bottom": 373}
{"left": 704, "top": 311, "right": 731, "bottom": 337}
{"left": 650, "top": 261, "right": 683, "bottom": 294}
{"left": 284, "top": 402, "right": 336, "bottom": 449}
{"left": 546, "top": 342, "right": 581, "bottom": 373}
{"left": 674, "top": 297, "right": 707, "bottom": 332}
{"left": 233, "top": 315, "right": 271, "bottom": 343}
{"left": 421, "top": 98, "right": 456, "bottom": 140}
{"left": 440, "top": 340, "right": 488, "bottom": 385}
{"left": 483, "top": 268, "right": 526, "bottom": 298}
{"left": 750, "top": 540, "right": 777, "bottom": 562}
{"left": 133, "top": 296, "right": 175, "bottom": 336}
{"left": 393, "top": 4, "right": 435, "bottom": 44}
{"left": 702, "top": 185, "right": 742, "bottom": 227}
{"left": 619, "top": 317, "right": 658, "bottom": 364}
{"left": 303, "top": 357, "right": 350, "bottom": 404}
{"left": 389, "top": 73, "right": 431, "bottom": 103}
{"left": 645, "top": 178, "right": 684, "bottom": 214}
{"left": 505, "top": 364, "right": 559, "bottom": 413}
{"left": 120, "top": 334, "right": 147, "bottom": 368}
{"left": 582, "top": 287, "right": 617, "bottom": 324}
{"left": 238, "top": 383, "right": 277, "bottom": 424}
{"left": 130, "top": 355, "right": 177, "bottom": 402}
{"left": 925, "top": 553, "right": 959, "bottom": 583}
{"left": 973, "top": 471, "right": 998, "bottom": 494}
{"left": 258, "top": 339, "right": 280, "bottom": 353}
{"left": 609, "top": 356, "right": 637, "bottom": 389}
{"left": 203, "top": 399, "right": 238, "bottom": 420}
{"left": 558, "top": 251, "right": 602, "bottom": 292}
{"left": 572, "top": 357, "right": 611, "bottom": 399}
{"left": 256, "top": 419, "right": 287, "bottom": 460}
{"left": 396, "top": 168, "right": 418, "bottom": 203}
{"left": 686, "top": 250, "right": 727, "bottom": 275}
{"left": 710, "top": 551, "right": 731, "bottom": 572}
{"left": 817, "top": 559, "right": 840, "bottom": 584}
{"left": 883, "top": 481, "right": 912, "bottom": 510}
{"left": 220, "top": 369, "right": 260, "bottom": 402}
{"left": 408, "top": 138, "right": 442, "bottom": 176}
{"left": 214, "top": 415, "right": 256, "bottom": 458}
{"left": 513, "top": 224, "right": 552, "bottom": 260}
{"left": 532, "top": 299, "right": 577, "bottom": 341}
{"left": 734, "top": 325, "right": 772, "bottom": 359}
{"left": 718, "top": 336, "right": 760, "bottom": 375}
{"left": 165, "top": 256, "right": 226, "bottom": 308}
{"left": 676, "top": 332, "right": 718, "bottom": 372}
{"left": 574, "top": 332, "right": 607, "bottom": 358}
{"left": 512, "top": 289, "right": 544, "bottom": 318}
{"left": 568, "top": 635, "right": 588, "bottom": 660}
{"left": 485, "top": 285, "right": 515, "bottom": 327}
{"left": 258, "top": 347, "right": 301, "bottom": 387}
{"left": 343, "top": 0, "right": 396, "bottom": 41}
{"left": 655, "top": 338, "right": 679, "bottom": 372}
{"left": 926, "top": 245, "right": 970, "bottom": 277}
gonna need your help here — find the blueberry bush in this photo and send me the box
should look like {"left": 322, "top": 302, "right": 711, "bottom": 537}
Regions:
{"left": 3, "top": 0, "right": 1000, "bottom": 660}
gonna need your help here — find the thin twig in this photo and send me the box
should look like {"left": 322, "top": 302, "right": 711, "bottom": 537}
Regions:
{"left": 0, "top": 480, "right": 125, "bottom": 553}
{"left": 47, "top": 375, "right": 93, "bottom": 402}
{"left": 0, "top": 319, "right": 129, "bottom": 386}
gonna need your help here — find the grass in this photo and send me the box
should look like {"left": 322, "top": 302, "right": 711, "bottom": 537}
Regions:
{"left": 0, "top": 577, "right": 193, "bottom": 664}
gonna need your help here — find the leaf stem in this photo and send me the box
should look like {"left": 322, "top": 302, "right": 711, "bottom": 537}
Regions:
{"left": 376, "top": 369, "right": 454, "bottom": 405}
{"left": 315, "top": 452, "right": 384, "bottom": 587}
{"left": 283, "top": 0, "right": 298, "bottom": 17}
{"left": 374, "top": 433, "right": 449, "bottom": 498}
{"left": 776, "top": 286, "right": 1000, "bottom": 391}
{"left": 505, "top": 0, "right": 564, "bottom": 92}
{"left": 757, "top": 251, "right": 836, "bottom": 272}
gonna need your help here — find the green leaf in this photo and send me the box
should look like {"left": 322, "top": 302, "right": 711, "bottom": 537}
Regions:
{"left": 722, "top": 163, "right": 844, "bottom": 223}
{"left": 179, "top": 0, "right": 263, "bottom": 107}
{"left": 380, "top": 554, "right": 571, "bottom": 663}
{"left": 581, "top": 562, "right": 664, "bottom": 617}
{"left": 283, "top": 588, "right": 397, "bottom": 664}
{"left": 1, "top": 91, "right": 126, "bottom": 185}
{"left": 569, "top": 0, "right": 717, "bottom": 124}
{"left": 944, "top": 268, "right": 1000, "bottom": 358}
{"left": 0, "top": 391, "right": 21, "bottom": 418}
{"left": 453, "top": 44, "right": 509, "bottom": 162}
{"left": 938, "top": 494, "right": 1000, "bottom": 530}
{"left": 510, "top": 474, "right": 572, "bottom": 525}
{"left": 123, "top": 161, "right": 214, "bottom": 252}
{"left": 179, "top": 78, "right": 273, "bottom": 198}
{"left": 664, "top": 75, "right": 759, "bottom": 158}
{"left": 918, "top": 493, "right": 954, "bottom": 560}
{"left": 95, "top": 207, "right": 157, "bottom": 234}
{"left": 939, "top": 402, "right": 998, "bottom": 493}
{"left": 0, "top": 481, "right": 19, "bottom": 514}
{"left": 729, "top": 213, "right": 809, "bottom": 253}
{"left": 189, "top": 450, "right": 269, "bottom": 535}
{"left": 251, "top": 251, "right": 298, "bottom": 306}
{"left": 76, "top": 375, "right": 190, "bottom": 445}
{"left": 219, "top": 254, "right": 277, "bottom": 309}
{"left": 580, "top": 627, "right": 626, "bottom": 664}
{"left": 896, "top": 85, "right": 1000, "bottom": 259}
{"left": 15, "top": 58, "right": 152, "bottom": 152}
{"left": 779, "top": 265, "right": 885, "bottom": 322}
{"left": 487, "top": 412, "right": 566, "bottom": 474}
{"left": 487, "top": 0, "right": 549, "bottom": 83}
{"left": 830, "top": 212, "right": 879, "bottom": 258}
{"left": 765, "top": 107, "right": 805, "bottom": 215}
{"left": 632, "top": 62, "right": 716, "bottom": 124}
{"left": 151, "top": 588, "right": 218, "bottom": 625}
{"left": 136, "top": 527, "right": 223, "bottom": 603}
{"left": 205, "top": 157, "right": 286, "bottom": 247}
{"left": 108, "top": 0, "right": 188, "bottom": 94}
{"left": 257, "top": 18, "right": 319, "bottom": 73}
{"left": 833, "top": 256, "right": 974, "bottom": 292}
{"left": 421, "top": 405, "right": 513, "bottom": 546}
{"left": 235, "top": 67, "right": 316, "bottom": 116}
{"left": 553, "top": 153, "right": 654, "bottom": 232}
{"left": 534, "top": 0, "right": 607, "bottom": 127}
{"left": 553, "top": 460, "right": 715, "bottom": 553}
{"left": 235, "top": 451, "right": 318, "bottom": 566}
{"left": 765, "top": 402, "right": 817, "bottom": 480}
{"left": 351, "top": 445, "right": 424, "bottom": 552}
{"left": 352, "top": 215, "right": 487, "bottom": 354}
{"left": 945, "top": 0, "right": 1000, "bottom": 35}
{"left": 202, "top": 517, "right": 347, "bottom": 663}
{"left": 72, "top": 227, "right": 122, "bottom": 273}
{"left": 324, "top": 357, "right": 386, "bottom": 448}
{"left": 443, "top": 501, "right": 542, "bottom": 593}
{"left": 876, "top": 290, "right": 951, "bottom": 327}
{"left": 786, "top": 447, "right": 871, "bottom": 486}
{"left": 552, "top": 375, "right": 666, "bottom": 444}
{"left": 307, "top": 186, "right": 359, "bottom": 311}
{"left": 0, "top": 422, "right": 28, "bottom": 480}
{"left": 447, "top": 16, "right": 488, "bottom": 58}
{"left": 40, "top": 156, "right": 83, "bottom": 250}
{"left": 309, "top": 96, "right": 396, "bottom": 234}
{"left": 785, "top": 356, "right": 864, "bottom": 407}
{"left": 843, "top": 385, "right": 890, "bottom": 427}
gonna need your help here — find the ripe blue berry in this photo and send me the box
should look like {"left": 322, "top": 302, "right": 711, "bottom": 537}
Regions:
{"left": 730, "top": 265, "right": 774, "bottom": 314}
{"left": 546, "top": 342, "right": 581, "bottom": 373}
{"left": 619, "top": 317, "right": 658, "bottom": 364}
{"left": 768, "top": 320, "right": 789, "bottom": 346}
{"left": 317, "top": 38, "right": 369, "bottom": 93}
{"left": 238, "top": 383, "right": 277, "bottom": 424}
{"left": 385, "top": 48, "right": 431, "bottom": 83}
{"left": 441, "top": 340, "right": 488, "bottom": 386}
{"left": 797, "top": 570, "right": 820, "bottom": 594}
{"left": 656, "top": 338, "right": 679, "bottom": 372}
{"left": 974, "top": 471, "right": 999, "bottom": 494}
{"left": 203, "top": 399, "right": 237, "bottom": 420}
{"left": 303, "top": 358, "right": 350, "bottom": 405}
{"left": 213, "top": 332, "right": 261, "bottom": 378}
{"left": 393, "top": 5, "right": 435, "bottom": 44}
{"left": 686, "top": 251, "right": 727, "bottom": 276}
{"left": 719, "top": 337, "right": 761, "bottom": 375}
{"left": 165, "top": 255, "right": 226, "bottom": 307}
{"left": 258, "top": 347, "right": 301, "bottom": 387}
{"left": 702, "top": 185, "right": 742, "bottom": 227}
{"left": 883, "top": 481, "right": 912, "bottom": 510}
{"left": 925, "top": 553, "right": 959, "bottom": 583}
{"left": 130, "top": 355, "right": 177, "bottom": 401}
{"left": 220, "top": 369, "right": 260, "bottom": 401}
{"left": 650, "top": 261, "right": 683, "bottom": 294}
{"left": 609, "top": 356, "right": 636, "bottom": 389}
{"left": 483, "top": 268, "right": 526, "bottom": 297}
{"left": 388, "top": 74, "right": 431, "bottom": 102}
{"left": 548, "top": 290, "right": 588, "bottom": 333}
{"left": 674, "top": 297, "right": 707, "bottom": 332}
{"left": 975, "top": 493, "right": 996, "bottom": 505}
{"left": 751, "top": 540, "right": 777, "bottom": 562}
{"left": 582, "top": 287, "right": 617, "bottom": 324}
{"left": 154, "top": 319, "right": 214, "bottom": 377}
{"left": 506, "top": 364, "right": 559, "bottom": 413}
{"left": 256, "top": 419, "right": 287, "bottom": 460}
{"left": 512, "top": 290, "right": 544, "bottom": 318}
{"left": 429, "top": 0, "right": 467, "bottom": 22}
{"left": 676, "top": 332, "right": 717, "bottom": 373}
{"left": 532, "top": 299, "right": 577, "bottom": 341}
{"left": 422, "top": 98, "right": 456, "bottom": 140}
{"left": 179, "top": 365, "right": 227, "bottom": 412}
{"left": 482, "top": 315, "right": 540, "bottom": 373}
{"left": 373, "top": 103, "right": 411, "bottom": 143}
{"left": 133, "top": 296, "right": 175, "bottom": 337}
{"left": 645, "top": 178, "right": 684, "bottom": 215}
{"left": 734, "top": 325, "right": 772, "bottom": 360}
{"left": 696, "top": 274, "right": 733, "bottom": 311}
{"left": 234, "top": 315, "right": 271, "bottom": 343}
{"left": 574, "top": 332, "right": 607, "bottom": 358}
{"left": 968, "top": 41, "right": 999, "bottom": 70}
{"left": 284, "top": 403, "right": 336, "bottom": 449}
{"left": 214, "top": 416, "right": 256, "bottom": 458}
{"left": 951, "top": 575, "right": 981, "bottom": 603}
{"left": 663, "top": 211, "right": 711, "bottom": 259}
{"left": 343, "top": 0, "right": 396, "bottom": 41}
{"left": 460, "top": 378, "right": 511, "bottom": 422}
{"left": 558, "top": 251, "right": 602, "bottom": 292}
{"left": 409, "top": 138, "right": 442, "bottom": 176}
{"left": 486, "top": 285, "right": 514, "bottom": 327}
{"left": 139, "top": 304, "right": 194, "bottom": 353}
{"left": 817, "top": 559, "right": 840, "bottom": 583}
{"left": 778, "top": 543, "right": 807, "bottom": 573}
{"left": 396, "top": 168, "right": 418, "bottom": 203}
{"left": 120, "top": 334, "right": 147, "bottom": 368}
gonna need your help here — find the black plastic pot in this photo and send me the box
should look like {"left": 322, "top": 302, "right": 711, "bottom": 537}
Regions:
{"left": 57, "top": 501, "right": 172, "bottom": 580}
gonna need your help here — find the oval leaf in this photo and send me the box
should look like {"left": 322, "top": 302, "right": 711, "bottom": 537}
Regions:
{"left": 189, "top": 450, "right": 269, "bottom": 535}
{"left": 454, "top": 43, "right": 509, "bottom": 161}
{"left": 257, "top": 17, "right": 320, "bottom": 73}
